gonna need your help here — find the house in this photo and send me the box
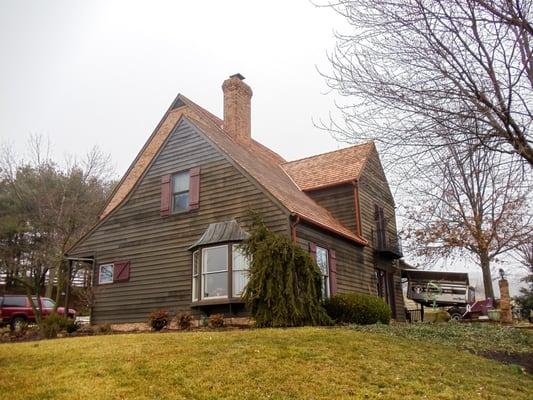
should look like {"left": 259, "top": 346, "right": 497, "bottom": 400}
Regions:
{"left": 66, "top": 74, "right": 405, "bottom": 324}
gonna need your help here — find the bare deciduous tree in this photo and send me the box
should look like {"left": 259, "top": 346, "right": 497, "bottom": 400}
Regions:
{"left": 403, "top": 140, "right": 532, "bottom": 299}
{"left": 320, "top": 0, "right": 533, "bottom": 165}
{"left": 0, "top": 136, "right": 114, "bottom": 328}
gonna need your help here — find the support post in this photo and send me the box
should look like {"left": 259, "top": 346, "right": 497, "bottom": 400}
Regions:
{"left": 64, "top": 259, "right": 72, "bottom": 313}
{"left": 498, "top": 278, "right": 512, "bottom": 324}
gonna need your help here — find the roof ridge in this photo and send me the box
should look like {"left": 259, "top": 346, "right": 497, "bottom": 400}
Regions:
{"left": 283, "top": 141, "right": 374, "bottom": 165}
{"left": 183, "top": 116, "right": 366, "bottom": 245}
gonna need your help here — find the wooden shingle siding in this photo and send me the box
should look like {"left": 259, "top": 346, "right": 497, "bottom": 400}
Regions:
{"left": 68, "top": 120, "right": 288, "bottom": 323}
{"left": 295, "top": 223, "right": 374, "bottom": 296}
{"left": 358, "top": 150, "right": 405, "bottom": 320}
{"left": 306, "top": 184, "right": 357, "bottom": 233}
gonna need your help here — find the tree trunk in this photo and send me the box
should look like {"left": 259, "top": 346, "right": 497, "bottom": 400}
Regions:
{"left": 480, "top": 254, "right": 495, "bottom": 300}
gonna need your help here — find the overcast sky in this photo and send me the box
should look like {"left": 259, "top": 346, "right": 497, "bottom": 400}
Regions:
{"left": 1, "top": 1, "right": 527, "bottom": 296}
{"left": 1, "top": 0, "right": 347, "bottom": 172}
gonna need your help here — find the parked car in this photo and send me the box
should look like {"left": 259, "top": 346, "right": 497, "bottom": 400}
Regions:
{"left": 0, "top": 295, "right": 77, "bottom": 329}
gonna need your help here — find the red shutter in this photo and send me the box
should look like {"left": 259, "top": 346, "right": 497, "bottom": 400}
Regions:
{"left": 309, "top": 242, "right": 317, "bottom": 259}
{"left": 160, "top": 174, "right": 171, "bottom": 216}
{"left": 329, "top": 249, "right": 337, "bottom": 295}
{"left": 189, "top": 167, "right": 200, "bottom": 210}
{"left": 113, "top": 261, "right": 131, "bottom": 282}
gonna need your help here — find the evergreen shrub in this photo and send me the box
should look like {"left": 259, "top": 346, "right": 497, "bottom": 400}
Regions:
{"left": 324, "top": 293, "right": 391, "bottom": 325}
{"left": 241, "top": 215, "right": 332, "bottom": 327}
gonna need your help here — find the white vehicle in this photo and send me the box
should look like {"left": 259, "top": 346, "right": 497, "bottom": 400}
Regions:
{"left": 402, "top": 269, "right": 475, "bottom": 308}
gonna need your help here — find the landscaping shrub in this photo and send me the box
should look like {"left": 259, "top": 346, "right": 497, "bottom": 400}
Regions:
{"left": 177, "top": 313, "right": 193, "bottom": 330}
{"left": 323, "top": 293, "right": 391, "bottom": 325}
{"left": 148, "top": 309, "right": 170, "bottom": 331}
{"left": 41, "top": 313, "right": 75, "bottom": 338}
{"left": 208, "top": 314, "right": 225, "bottom": 328}
{"left": 424, "top": 309, "right": 451, "bottom": 323}
{"left": 96, "top": 323, "right": 112, "bottom": 334}
{"left": 241, "top": 215, "right": 332, "bottom": 327}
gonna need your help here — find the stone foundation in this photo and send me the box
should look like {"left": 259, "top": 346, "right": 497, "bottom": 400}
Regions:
{"left": 105, "top": 316, "right": 253, "bottom": 332}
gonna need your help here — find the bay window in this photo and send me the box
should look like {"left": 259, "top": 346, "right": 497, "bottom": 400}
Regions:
{"left": 191, "top": 243, "right": 250, "bottom": 302}
{"left": 202, "top": 245, "right": 229, "bottom": 299}
{"left": 232, "top": 245, "right": 249, "bottom": 296}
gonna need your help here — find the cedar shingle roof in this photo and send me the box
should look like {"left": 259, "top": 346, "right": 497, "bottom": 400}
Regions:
{"left": 281, "top": 143, "right": 374, "bottom": 191}
{"left": 98, "top": 94, "right": 367, "bottom": 245}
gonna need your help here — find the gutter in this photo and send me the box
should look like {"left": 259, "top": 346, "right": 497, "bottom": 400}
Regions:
{"left": 352, "top": 180, "right": 362, "bottom": 237}
{"left": 290, "top": 215, "right": 300, "bottom": 242}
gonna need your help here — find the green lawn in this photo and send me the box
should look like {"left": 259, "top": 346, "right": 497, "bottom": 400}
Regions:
{"left": 0, "top": 327, "right": 531, "bottom": 399}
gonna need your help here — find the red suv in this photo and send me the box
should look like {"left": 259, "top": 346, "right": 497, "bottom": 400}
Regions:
{"left": 0, "top": 295, "right": 77, "bottom": 329}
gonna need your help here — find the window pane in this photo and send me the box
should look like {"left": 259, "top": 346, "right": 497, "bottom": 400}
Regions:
{"left": 203, "top": 272, "right": 227, "bottom": 298}
{"left": 173, "top": 193, "right": 189, "bottom": 212}
{"left": 2, "top": 297, "right": 26, "bottom": 307}
{"left": 192, "top": 251, "right": 199, "bottom": 301}
{"left": 233, "top": 270, "right": 248, "bottom": 296}
{"left": 316, "top": 247, "right": 328, "bottom": 275}
{"left": 192, "top": 275, "right": 199, "bottom": 301}
{"left": 192, "top": 251, "right": 199, "bottom": 275}
{"left": 203, "top": 246, "right": 228, "bottom": 272}
{"left": 173, "top": 172, "right": 189, "bottom": 193}
{"left": 42, "top": 299, "right": 55, "bottom": 308}
{"left": 232, "top": 246, "right": 249, "bottom": 271}
{"left": 99, "top": 264, "right": 114, "bottom": 284}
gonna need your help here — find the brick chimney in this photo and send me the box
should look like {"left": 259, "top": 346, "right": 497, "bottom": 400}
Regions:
{"left": 222, "top": 73, "right": 252, "bottom": 142}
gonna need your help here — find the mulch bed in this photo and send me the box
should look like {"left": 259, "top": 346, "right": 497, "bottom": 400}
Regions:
{"left": 481, "top": 351, "right": 533, "bottom": 374}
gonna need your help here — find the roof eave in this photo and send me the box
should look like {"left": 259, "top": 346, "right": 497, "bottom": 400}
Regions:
{"left": 293, "top": 213, "right": 367, "bottom": 246}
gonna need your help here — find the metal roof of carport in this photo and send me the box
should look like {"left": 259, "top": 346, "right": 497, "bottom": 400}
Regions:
{"left": 401, "top": 269, "right": 470, "bottom": 285}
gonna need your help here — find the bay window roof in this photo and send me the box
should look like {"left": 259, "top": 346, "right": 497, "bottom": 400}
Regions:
{"left": 188, "top": 220, "right": 249, "bottom": 250}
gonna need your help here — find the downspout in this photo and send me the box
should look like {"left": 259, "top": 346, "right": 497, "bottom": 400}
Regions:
{"left": 352, "top": 180, "right": 362, "bottom": 237}
{"left": 290, "top": 214, "right": 300, "bottom": 242}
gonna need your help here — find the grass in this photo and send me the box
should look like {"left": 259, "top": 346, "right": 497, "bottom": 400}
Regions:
{"left": 350, "top": 322, "right": 533, "bottom": 354}
{"left": 0, "top": 326, "right": 532, "bottom": 399}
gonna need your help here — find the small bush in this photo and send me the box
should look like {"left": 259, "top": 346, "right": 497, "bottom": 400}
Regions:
{"left": 324, "top": 293, "right": 391, "bottom": 325}
{"left": 96, "top": 324, "right": 112, "bottom": 334}
{"left": 177, "top": 313, "right": 193, "bottom": 330}
{"left": 148, "top": 309, "right": 170, "bottom": 331}
{"left": 425, "top": 309, "right": 451, "bottom": 323}
{"left": 41, "top": 313, "right": 74, "bottom": 339}
{"left": 65, "top": 319, "right": 80, "bottom": 333}
{"left": 208, "top": 314, "right": 225, "bottom": 328}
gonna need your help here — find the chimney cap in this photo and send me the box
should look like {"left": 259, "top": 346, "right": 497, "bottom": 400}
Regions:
{"left": 230, "top": 73, "right": 246, "bottom": 80}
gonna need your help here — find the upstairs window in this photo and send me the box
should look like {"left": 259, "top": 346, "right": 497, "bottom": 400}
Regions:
{"left": 161, "top": 167, "right": 200, "bottom": 216}
{"left": 172, "top": 171, "right": 190, "bottom": 212}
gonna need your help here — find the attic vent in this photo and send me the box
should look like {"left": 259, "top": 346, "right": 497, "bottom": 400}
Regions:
{"left": 171, "top": 97, "right": 186, "bottom": 110}
{"left": 230, "top": 73, "right": 246, "bottom": 80}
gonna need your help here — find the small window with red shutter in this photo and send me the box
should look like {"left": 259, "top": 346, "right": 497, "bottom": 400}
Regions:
{"left": 161, "top": 167, "right": 200, "bottom": 216}
{"left": 97, "top": 261, "right": 131, "bottom": 285}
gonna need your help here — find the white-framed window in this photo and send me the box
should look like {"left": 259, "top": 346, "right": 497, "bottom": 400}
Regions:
{"left": 98, "top": 263, "right": 114, "bottom": 285}
{"left": 192, "top": 244, "right": 250, "bottom": 301}
{"left": 201, "top": 245, "right": 228, "bottom": 299}
{"left": 316, "top": 246, "right": 330, "bottom": 298}
{"left": 172, "top": 171, "right": 190, "bottom": 212}
{"left": 232, "top": 245, "right": 249, "bottom": 296}
{"left": 192, "top": 250, "right": 200, "bottom": 301}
